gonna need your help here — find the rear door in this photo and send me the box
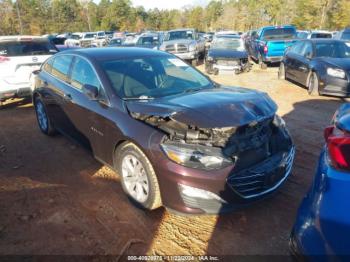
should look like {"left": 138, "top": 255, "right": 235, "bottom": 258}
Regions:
{"left": 61, "top": 56, "right": 113, "bottom": 160}
{"left": 284, "top": 41, "right": 305, "bottom": 81}
{"left": 0, "top": 39, "right": 57, "bottom": 86}
{"left": 294, "top": 41, "right": 313, "bottom": 85}
{"left": 47, "top": 54, "right": 76, "bottom": 134}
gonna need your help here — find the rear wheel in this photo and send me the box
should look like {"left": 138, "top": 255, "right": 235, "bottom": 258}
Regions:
{"left": 258, "top": 55, "right": 267, "bottom": 69}
{"left": 308, "top": 72, "right": 319, "bottom": 96}
{"left": 116, "top": 142, "right": 162, "bottom": 210}
{"left": 191, "top": 57, "right": 199, "bottom": 67}
{"left": 34, "top": 97, "right": 56, "bottom": 135}
{"left": 278, "top": 62, "right": 286, "bottom": 80}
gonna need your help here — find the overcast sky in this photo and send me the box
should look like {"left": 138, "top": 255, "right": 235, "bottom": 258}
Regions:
{"left": 131, "top": 0, "right": 209, "bottom": 10}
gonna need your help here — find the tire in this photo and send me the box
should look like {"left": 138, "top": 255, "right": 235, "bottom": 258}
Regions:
{"left": 204, "top": 61, "right": 212, "bottom": 74}
{"left": 116, "top": 142, "right": 162, "bottom": 210}
{"left": 191, "top": 57, "right": 199, "bottom": 67}
{"left": 278, "top": 62, "right": 286, "bottom": 80}
{"left": 34, "top": 96, "right": 56, "bottom": 136}
{"left": 258, "top": 55, "right": 267, "bottom": 69}
{"left": 308, "top": 72, "right": 319, "bottom": 96}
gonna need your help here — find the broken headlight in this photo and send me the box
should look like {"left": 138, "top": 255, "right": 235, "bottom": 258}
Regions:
{"left": 161, "top": 142, "right": 233, "bottom": 170}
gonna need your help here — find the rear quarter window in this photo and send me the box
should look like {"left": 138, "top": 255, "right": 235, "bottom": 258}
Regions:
{"left": 42, "top": 57, "right": 55, "bottom": 74}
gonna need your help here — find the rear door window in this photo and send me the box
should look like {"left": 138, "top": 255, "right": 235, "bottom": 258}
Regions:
{"left": 0, "top": 40, "right": 57, "bottom": 57}
{"left": 51, "top": 55, "right": 74, "bottom": 82}
{"left": 290, "top": 41, "right": 304, "bottom": 54}
{"left": 42, "top": 57, "right": 55, "bottom": 73}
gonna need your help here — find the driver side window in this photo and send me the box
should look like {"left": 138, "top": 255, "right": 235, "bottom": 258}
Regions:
{"left": 70, "top": 57, "right": 106, "bottom": 100}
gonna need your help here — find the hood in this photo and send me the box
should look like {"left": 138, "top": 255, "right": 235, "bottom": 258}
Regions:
{"left": 208, "top": 49, "right": 248, "bottom": 59}
{"left": 316, "top": 57, "right": 350, "bottom": 71}
{"left": 125, "top": 87, "right": 277, "bottom": 128}
{"left": 161, "top": 39, "right": 195, "bottom": 46}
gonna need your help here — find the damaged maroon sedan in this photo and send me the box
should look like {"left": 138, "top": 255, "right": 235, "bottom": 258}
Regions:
{"left": 32, "top": 48, "right": 294, "bottom": 214}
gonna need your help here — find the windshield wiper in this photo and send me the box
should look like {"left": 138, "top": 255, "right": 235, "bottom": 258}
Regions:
{"left": 123, "top": 95, "right": 154, "bottom": 101}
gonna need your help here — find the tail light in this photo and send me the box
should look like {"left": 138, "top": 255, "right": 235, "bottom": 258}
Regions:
{"left": 325, "top": 125, "right": 350, "bottom": 171}
{"left": 263, "top": 45, "right": 268, "bottom": 54}
{"left": 0, "top": 56, "right": 9, "bottom": 63}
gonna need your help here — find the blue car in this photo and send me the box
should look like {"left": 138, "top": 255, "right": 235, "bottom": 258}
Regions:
{"left": 290, "top": 103, "right": 350, "bottom": 259}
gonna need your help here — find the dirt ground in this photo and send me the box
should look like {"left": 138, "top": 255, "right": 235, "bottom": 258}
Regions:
{"left": 0, "top": 64, "right": 347, "bottom": 258}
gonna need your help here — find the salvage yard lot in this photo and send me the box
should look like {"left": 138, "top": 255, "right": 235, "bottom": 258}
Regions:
{"left": 0, "top": 64, "right": 347, "bottom": 257}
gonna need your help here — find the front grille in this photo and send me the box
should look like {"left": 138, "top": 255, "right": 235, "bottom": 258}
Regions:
{"left": 227, "top": 146, "right": 295, "bottom": 199}
{"left": 216, "top": 59, "right": 239, "bottom": 66}
{"left": 177, "top": 44, "right": 188, "bottom": 53}
{"left": 165, "top": 44, "right": 188, "bottom": 53}
{"left": 165, "top": 44, "right": 175, "bottom": 52}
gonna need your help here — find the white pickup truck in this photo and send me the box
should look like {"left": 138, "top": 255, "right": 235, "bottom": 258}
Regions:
{"left": 159, "top": 28, "right": 206, "bottom": 66}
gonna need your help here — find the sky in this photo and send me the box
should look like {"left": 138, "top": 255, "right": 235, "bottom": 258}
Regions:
{"left": 131, "top": 0, "right": 209, "bottom": 10}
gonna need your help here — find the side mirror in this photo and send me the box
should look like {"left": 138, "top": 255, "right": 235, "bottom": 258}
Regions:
{"left": 82, "top": 84, "right": 99, "bottom": 100}
{"left": 305, "top": 52, "right": 312, "bottom": 59}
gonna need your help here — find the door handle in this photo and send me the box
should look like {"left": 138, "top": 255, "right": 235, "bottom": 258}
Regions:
{"left": 63, "top": 93, "right": 72, "bottom": 101}
{"left": 299, "top": 66, "right": 307, "bottom": 71}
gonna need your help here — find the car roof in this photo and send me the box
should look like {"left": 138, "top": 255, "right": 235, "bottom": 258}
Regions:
{"left": 215, "top": 35, "right": 241, "bottom": 39}
{"left": 61, "top": 47, "right": 170, "bottom": 61}
{"left": 261, "top": 25, "right": 295, "bottom": 30}
{"left": 310, "top": 30, "right": 332, "bottom": 34}
{"left": 0, "top": 35, "right": 47, "bottom": 42}
{"left": 167, "top": 28, "right": 195, "bottom": 32}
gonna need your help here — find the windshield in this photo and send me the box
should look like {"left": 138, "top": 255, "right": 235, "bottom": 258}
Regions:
{"left": 315, "top": 42, "right": 350, "bottom": 58}
{"left": 211, "top": 37, "right": 244, "bottom": 50}
{"left": 165, "top": 31, "right": 194, "bottom": 41}
{"left": 137, "top": 36, "right": 158, "bottom": 46}
{"left": 262, "top": 28, "right": 296, "bottom": 40}
{"left": 71, "top": 34, "right": 81, "bottom": 40}
{"left": 102, "top": 56, "right": 213, "bottom": 99}
{"left": 0, "top": 40, "right": 57, "bottom": 56}
{"left": 84, "top": 34, "right": 96, "bottom": 39}
{"left": 341, "top": 32, "right": 350, "bottom": 40}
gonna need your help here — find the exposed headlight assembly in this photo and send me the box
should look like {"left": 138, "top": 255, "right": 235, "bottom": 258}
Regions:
{"left": 161, "top": 142, "right": 233, "bottom": 170}
{"left": 327, "top": 68, "right": 346, "bottom": 79}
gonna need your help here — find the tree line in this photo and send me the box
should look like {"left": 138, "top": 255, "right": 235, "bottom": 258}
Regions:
{"left": 0, "top": 0, "right": 349, "bottom": 36}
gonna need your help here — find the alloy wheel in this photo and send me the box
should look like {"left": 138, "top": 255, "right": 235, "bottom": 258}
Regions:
{"left": 121, "top": 154, "right": 149, "bottom": 203}
{"left": 35, "top": 101, "right": 48, "bottom": 132}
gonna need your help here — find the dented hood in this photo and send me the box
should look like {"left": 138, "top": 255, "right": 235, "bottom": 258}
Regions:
{"left": 125, "top": 87, "right": 277, "bottom": 128}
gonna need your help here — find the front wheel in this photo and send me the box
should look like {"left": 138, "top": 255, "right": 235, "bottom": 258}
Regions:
{"left": 308, "top": 72, "right": 319, "bottom": 96}
{"left": 258, "top": 55, "right": 267, "bottom": 69}
{"left": 116, "top": 142, "right": 162, "bottom": 210}
{"left": 34, "top": 97, "right": 56, "bottom": 136}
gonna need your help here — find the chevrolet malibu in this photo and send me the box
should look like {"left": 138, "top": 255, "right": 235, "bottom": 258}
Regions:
{"left": 32, "top": 48, "right": 295, "bottom": 214}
